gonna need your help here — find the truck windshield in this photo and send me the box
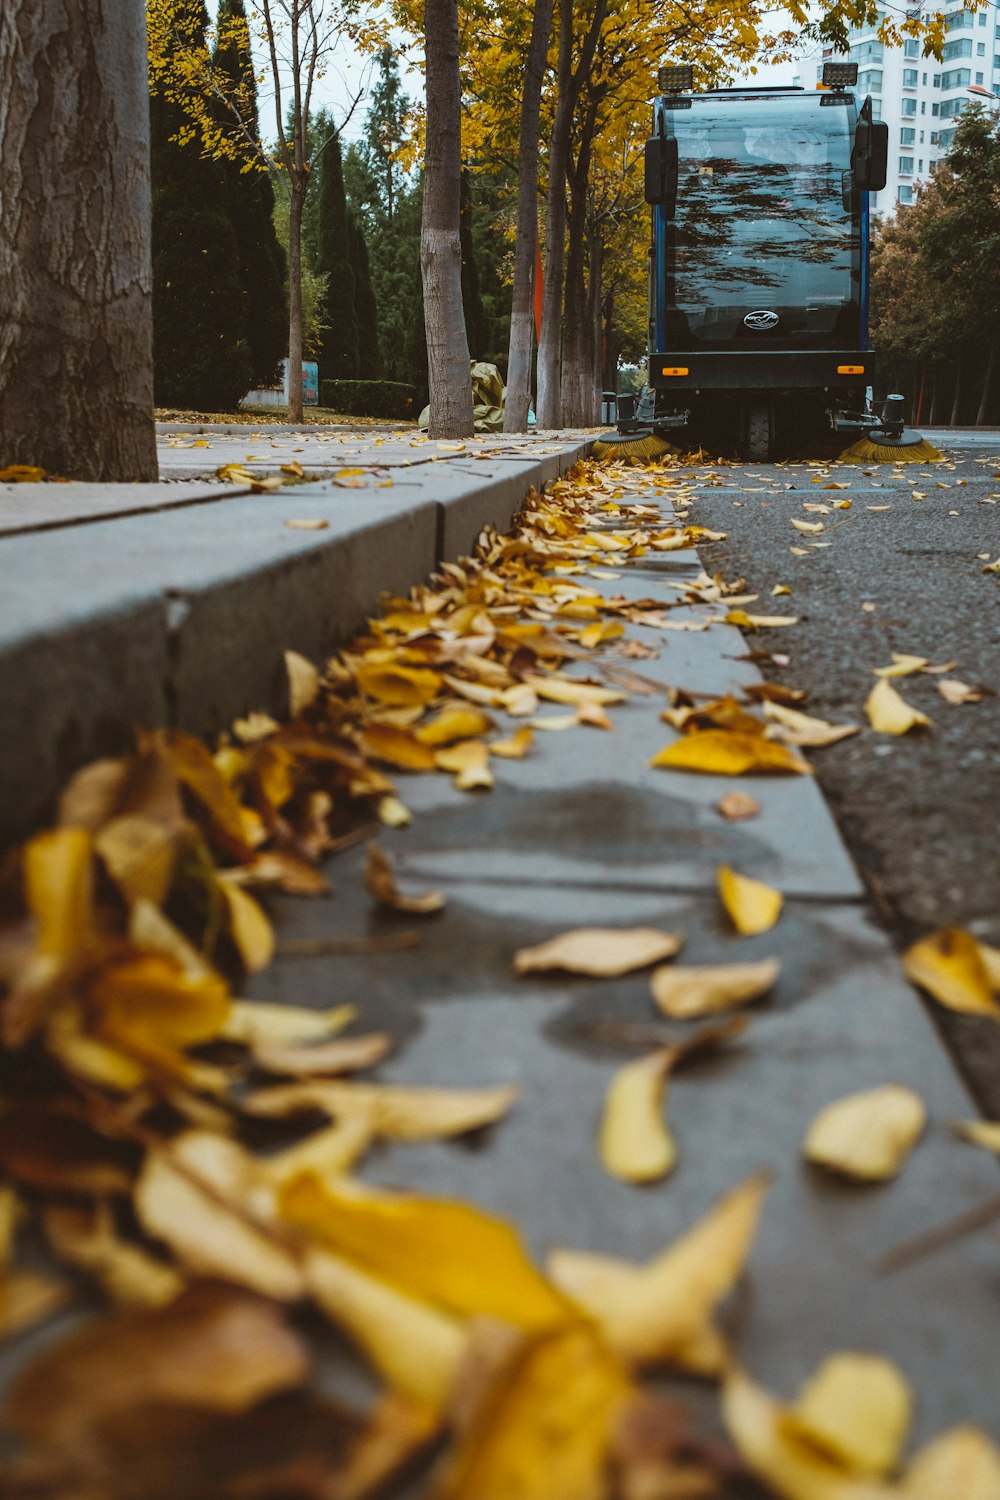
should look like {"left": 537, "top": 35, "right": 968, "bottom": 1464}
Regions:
{"left": 665, "top": 95, "right": 858, "bottom": 349}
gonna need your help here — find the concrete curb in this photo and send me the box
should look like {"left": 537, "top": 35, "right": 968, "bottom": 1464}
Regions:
{"left": 0, "top": 439, "right": 590, "bottom": 850}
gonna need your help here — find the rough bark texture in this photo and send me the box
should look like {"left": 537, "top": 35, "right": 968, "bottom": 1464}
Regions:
{"left": 287, "top": 182, "right": 305, "bottom": 421}
{"left": 0, "top": 0, "right": 157, "bottom": 480}
{"left": 976, "top": 339, "right": 994, "bottom": 426}
{"left": 421, "top": 0, "right": 473, "bottom": 438}
{"left": 503, "top": 0, "right": 554, "bottom": 433}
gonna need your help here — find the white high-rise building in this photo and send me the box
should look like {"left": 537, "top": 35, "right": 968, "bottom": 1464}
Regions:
{"left": 793, "top": 5, "right": 1000, "bottom": 212}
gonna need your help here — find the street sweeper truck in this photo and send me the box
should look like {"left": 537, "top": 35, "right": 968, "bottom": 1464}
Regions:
{"left": 596, "top": 63, "right": 939, "bottom": 463}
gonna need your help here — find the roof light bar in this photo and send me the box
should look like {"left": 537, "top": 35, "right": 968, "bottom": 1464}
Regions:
{"left": 658, "top": 64, "right": 694, "bottom": 94}
{"left": 822, "top": 61, "right": 859, "bottom": 88}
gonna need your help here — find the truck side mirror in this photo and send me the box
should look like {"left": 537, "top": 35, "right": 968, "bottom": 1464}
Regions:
{"left": 853, "top": 98, "right": 889, "bottom": 191}
{"left": 644, "top": 136, "right": 678, "bottom": 212}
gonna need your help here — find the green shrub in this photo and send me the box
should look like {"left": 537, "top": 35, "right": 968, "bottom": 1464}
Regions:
{"left": 320, "top": 380, "right": 416, "bottom": 419}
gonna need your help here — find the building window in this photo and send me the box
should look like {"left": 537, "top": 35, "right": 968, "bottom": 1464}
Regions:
{"left": 904, "top": 38, "right": 920, "bottom": 57}
{"left": 902, "top": 67, "right": 919, "bottom": 86}
{"left": 918, "top": 158, "right": 923, "bottom": 172}
{"left": 932, "top": 101, "right": 940, "bottom": 114}
{"left": 930, "top": 130, "right": 940, "bottom": 143}
{"left": 902, "top": 97, "right": 917, "bottom": 115}
{"left": 942, "top": 36, "right": 973, "bottom": 59}
{"left": 939, "top": 96, "right": 968, "bottom": 117}
{"left": 898, "top": 185, "right": 913, "bottom": 203}
{"left": 994, "top": 55, "right": 1000, "bottom": 70}
{"left": 977, "top": 70, "right": 984, "bottom": 83}
{"left": 939, "top": 127, "right": 957, "bottom": 148}
{"left": 900, "top": 126, "right": 916, "bottom": 144}
{"left": 921, "top": 100, "right": 927, "bottom": 113}
{"left": 871, "top": 98, "right": 882, "bottom": 119}
{"left": 978, "top": 41, "right": 986, "bottom": 55}
{"left": 859, "top": 69, "right": 884, "bottom": 91}
{"left": 919, "top": 130, "right": 925, "bottom": 143}
{"left": 941, "top": 67, "right": 971, "bottom": 89}
{"left": 850, "top": 39, "right": 883, "bottom": 61}
{"left": 816, "top": 64, "right": 824, "bottom": 80}
{"left": 944, "top": 9, "right": 973, "bottom": 30}
{"left": 979, "top": 9, "right": 987, "bottom": 24}
{"left": 899, "top": 156, "right": 914, "bottom": 174}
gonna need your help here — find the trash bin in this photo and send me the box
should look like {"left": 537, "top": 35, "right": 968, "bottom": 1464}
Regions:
{"left": 601, "top": 391, "right": 617, "bottom": 425}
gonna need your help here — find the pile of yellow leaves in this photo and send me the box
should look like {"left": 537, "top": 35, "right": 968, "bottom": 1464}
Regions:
{"left": 0, "top": 456, "right": 996, "bottom": 1498}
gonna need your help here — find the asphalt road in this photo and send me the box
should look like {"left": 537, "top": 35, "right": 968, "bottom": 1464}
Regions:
{"left": 685, "top": 438, "right": 1000, "bottom": 1114}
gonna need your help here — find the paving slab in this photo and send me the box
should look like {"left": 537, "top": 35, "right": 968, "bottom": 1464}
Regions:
{"left": 247, "top": 854, "right": 1000, "bottom": 1446}
{"left": 0, "top": 480, "right": 246, "bottom": 537}
{"left": 0, "top": 441, "right": 586, "bottom": 849}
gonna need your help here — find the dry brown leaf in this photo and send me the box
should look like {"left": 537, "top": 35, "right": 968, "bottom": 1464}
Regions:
{"left": 576, "top": 701, "right": 615, "bottom": 729}
{"left": 261, "top": 1115, "right": 374, "bottom": 1186}
{"left": 803, "top": 1085, "right": 926, "bottom": 1181}
{"left": 717, "top": 866, "right": 783, "bottom": 936}
{"left": 901, "top": 928, "right": 999, "bottom": 1017}
{"left": 651, "top": 958, "right": 780, "bottom": 1019}
{"left": 216, "top": 875, "right": 274, "bottom": 972}
{"left": 281, "top": 1175, "right": 568, "bottom": 1331}
{"left": 244, "top": 1077, "right": 518, "bottom": 1141}
{"left": 365, "top": 841, "right": 445, "bottom": 914}
{"left": 43, "top": 1202, "right": 185, "bottom": 1307}
{"left": 716, "top": 792, "right": 762, "bottom": 821}
{"left": 865, "top": 679, "right": 931, "bottom": 735}
{"left": 94, "top": 815, "right": 184, "bottom": 907}
{"left": 514, "top": 927, "right": 684, "bottom": 978}
{"left": 5, "top": 1283, "right": 308, "bottom": 1443}
{"left": 650, "top": 731, "right": 811, "bottom": 776}
{"left": 0, "top": 1271, "right": 71, "bottom": 1343}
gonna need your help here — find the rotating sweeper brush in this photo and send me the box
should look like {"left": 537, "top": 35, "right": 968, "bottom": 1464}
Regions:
{"left": 591, "top": 393, "right": 677, "bottom": 462}
{"left": 837, "top": 394, "right": 942, "bottom": 464}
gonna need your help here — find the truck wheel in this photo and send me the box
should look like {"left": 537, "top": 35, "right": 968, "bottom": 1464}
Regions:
{"left": 746, "top": 403, "right": 772, "bottom": 462}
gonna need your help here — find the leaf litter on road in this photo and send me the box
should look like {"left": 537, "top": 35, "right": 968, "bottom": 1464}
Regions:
{"left": 0, "top": 450, "right": 994, "bottom": 1496}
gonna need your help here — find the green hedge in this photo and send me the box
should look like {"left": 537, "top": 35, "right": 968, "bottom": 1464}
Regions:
{"left": 320, "top": 380, "right": 417, "bottom": 419}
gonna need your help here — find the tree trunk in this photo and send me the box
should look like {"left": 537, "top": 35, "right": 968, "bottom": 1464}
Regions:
{"left": 287, "top": 179, "right": 305, "bottom": 422}
{"left": 976, "top": 339, "right": 995, "bottom": 426}
{"left": 503, "top": 0, "right": 554, "bottom": 433}
{"left": 588, "top": 228, "right": 602, "bottom": 423}
{"left": 949, "top": 355, "right": 963, "bottom": 426}
{"left": 0, "top": 0, "right": 157, "bottom": 480}
{"left": 929, "top": 371, "right": 942, "bottom": 425}
{"left": 560, "top": 133, "right": 594, "bottom": 427}
{"left": 421, "top": 0, "right": 473, "bottom": 438}
{"left": 535, "top": 0, "right": 574, "bottom": 430}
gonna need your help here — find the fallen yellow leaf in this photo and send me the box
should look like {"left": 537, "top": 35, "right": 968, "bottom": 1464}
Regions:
{"left": 599, "top": 1048, "right": 677, "bottom": 1183}
{"left": 222, "top": 1000, "right": 356, "bottom": 1048}
{"left": 718, "top": 866, "right": 783, "bottom": 935}
{"left": 489, "top": 726, "right": 534, "bottom": 758}
{"left": 651, "top": 958, "right": 780, "bottom": 1018}
{"left": 360, "top": 722, "right": 438, "bottom": 771}
{"left": 763, "top": 702, "right": 860, "bottom": 748}
{"left": 434, "top": 738, "right": 494, "bottom": 790}
{"left": 415, "top": 705, "right": 493, "bottom": 745}
{"left": 900, "top": 1424, "right": 1000, "bottom": 1499}
{"left": 791, "top": 519, "right": 825, "bottom": 534}
{"left": 244, "top": 1078, "right": 519, "bottom": 1141}
{"left": 901, "top": 928, "right": 999, "bottom": 1017}
{"left": 937, "top": 678, "right": 985, "bottom": 706}
{"left": 523, "top": 674, "right": 625, "bottom": 708}
{"left": 803, "top": 1084, "right": 926, "bottom": 1181}
{"left": 281, "top": 1175, "right": 568, "bottom": 1331}
{"left": 787, "top": 1353, "right": 912, "bottom": 1476}
{"left": 724, "top": 1366, "right": 898, "bottom": 1500}
{"left": 513, "top": 927, "right": 684, "bottom": 978}
{"left": 355, "top": 660, "right": 442, "bottom": 706}
{"left": 865, "top": 678, "right": 931, "bottom": 735}
{"left": 284, "top": 650, "right": 320, "bottom": 715}
{"left": 548, "top": 1173, "right": 770, "bottom": 1367}
{"left": 952, "top": 1119, "right": 1000, "bottom": 1155}
{"left": 716, "top": 792, "right": 762, "bottom": 821}
{"left": 650, "top": 731, "right": 811, "bottom": 776}
{"left": 306, "top": 1247, "right": 466, "bottom": 1412}
{"left": 872, "top": 653, "right": 930, "bottom": 679}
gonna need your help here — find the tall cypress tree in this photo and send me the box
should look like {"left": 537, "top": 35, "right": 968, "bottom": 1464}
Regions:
{"left": 348, "top": 213, "right": 380, "bottom": 379}
{"left": 151, "top": 0, "right": 251, "bottom": 409}
{"left": 314, "top": 131, "right": 359, "bottom": 381}
{"left": 213, "top": 0, "right": 287, "bottom": 386}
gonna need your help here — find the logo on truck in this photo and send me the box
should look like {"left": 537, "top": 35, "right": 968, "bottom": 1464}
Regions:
{"left": 744, "top": 310, "right": 780, "bottom": 331}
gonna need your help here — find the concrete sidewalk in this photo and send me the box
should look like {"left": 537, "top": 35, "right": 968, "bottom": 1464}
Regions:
{"left": 0, "top": 430, "right": 590, "bottom": 848}
{"left": 239, "top": 472, "right": 1000, "bottom": 1453}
